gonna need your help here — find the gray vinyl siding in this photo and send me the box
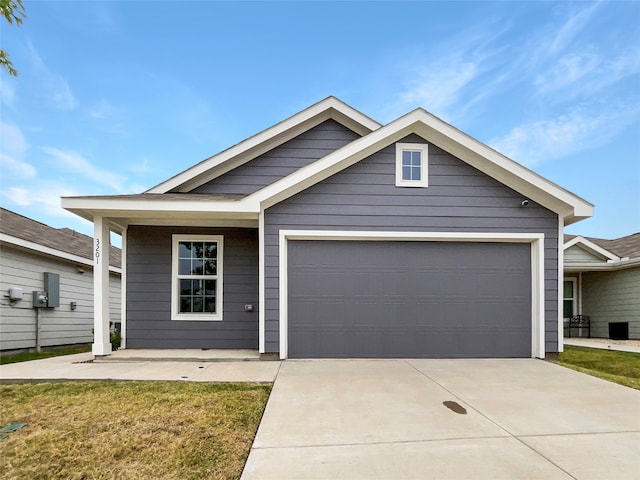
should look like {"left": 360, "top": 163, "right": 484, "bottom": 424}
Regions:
{"left": 565, "top": 245, "right": 605, "bottom": 264}
{"left": 581, "top": 267, "right": 640, "bottom": 339}
{"left": 190, "top": 120, "right": 360, "bottom": 195}
{"left": 0, "top": 244, "right": 121, "bottom": 351}
{"left": 125, "top": 226, "right": 258, "bottom": 349}
{"left": 264, "top": 134, "right": 560, "bottom": 354}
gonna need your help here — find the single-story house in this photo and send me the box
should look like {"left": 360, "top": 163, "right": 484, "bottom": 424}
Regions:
{"left": 563, "top": 233, "right": 639, "bottom": 340}
{"left": 62, "top": 97, "right": 593, "bottom": 359}
{"left": 0, "top": 208, "right": 121, "bottom": 353}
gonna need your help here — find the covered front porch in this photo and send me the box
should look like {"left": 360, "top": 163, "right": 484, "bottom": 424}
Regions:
{"left": 62, "top": 194, "right": 262, "bottom": 356}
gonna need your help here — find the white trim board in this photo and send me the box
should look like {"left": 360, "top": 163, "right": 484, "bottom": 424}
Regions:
{"left": 120, "top": 227, "right": 128, "bottom": 349}
{"left": 557, "top": 217, "right": 564, "bottom": 353}
{"left": 277, "top": 230, "right": 546, "bottom": 360}
{"left": 258, "top": 209, "right": 266, "bottom": 353}
{"left": 564, "top": 258, "right": 640, "bottom": 272}
{"left": 62, "top": 99, "right": 593, "bottom": 229}
{"left": 251, "top": 108, "right": 592, "bottom": 224}
{"left": 147, "top": 97, "right": 381, "bottom": 193}
{"left": 170, "top": 234, "right": 224, "bottom": 322}
{"left": 563, "top": 236, "right": 620, "bottom": 262}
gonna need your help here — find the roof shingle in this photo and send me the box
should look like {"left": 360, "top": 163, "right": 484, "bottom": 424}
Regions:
{"left": 565, "top": 232, "right": 640, "bottom": 260}
{"left": 0, "top": 208, "right": 121, "bottom": 268}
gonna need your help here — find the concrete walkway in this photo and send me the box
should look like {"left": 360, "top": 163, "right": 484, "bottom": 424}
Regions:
{"left": 564, "top": 337, "right": 640, "bottom": 353}
{"left": 0, "top": 352, "right": 279, "bottom": 383}
{"left": 2, "top": 354, "right": 639, "bottom": 479}
{"left": 242, "top": 359, "right": 640, "bottom": 480}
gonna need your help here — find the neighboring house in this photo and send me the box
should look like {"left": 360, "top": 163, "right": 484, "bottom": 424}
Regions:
{"left": 62, "top": 97, "right": 593, "bottom": 359}
{"left": 563, "top": 233, "right": 640, "bottom": 340}
{"left": 0, "top": 208, "right": 121, "bottom": 352}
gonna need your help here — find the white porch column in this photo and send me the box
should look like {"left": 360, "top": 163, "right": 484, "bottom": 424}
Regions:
{"left": 93, "top": 216, "right": 112, "bottom": 356}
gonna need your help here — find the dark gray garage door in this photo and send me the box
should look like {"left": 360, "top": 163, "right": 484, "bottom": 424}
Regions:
{"left": 288, "top": 241, "right": 531, "bottom": 358}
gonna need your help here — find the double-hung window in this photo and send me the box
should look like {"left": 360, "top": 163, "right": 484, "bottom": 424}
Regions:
{"left": 395, "top": 143, "right": 428, "bottom": 187}
{"left": 171, "top": 235, "right": 223, "bottom": 321}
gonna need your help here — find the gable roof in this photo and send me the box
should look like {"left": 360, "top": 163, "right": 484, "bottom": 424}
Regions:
{"left": 245, "top": 108, "right": 593, "bottom": 224}
{"left": 0, "top": 208, "right": 122, "bottom": 270}
{"left": 565, "top": 233, "right": 640, "bottom": 261}
{"left": 62, "top": 97, "right": 593, "bottom": 228}
{"left": 147, "top": 96, "right": 382, "bottom": 194}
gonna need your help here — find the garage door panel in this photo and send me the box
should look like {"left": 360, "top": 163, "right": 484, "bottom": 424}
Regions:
{"left": 288, "top": 241, "right": 531, "bottom": 358}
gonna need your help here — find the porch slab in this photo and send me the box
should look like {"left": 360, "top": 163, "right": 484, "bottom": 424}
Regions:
{"left": 0, "top": 352, "right": 279, "bottom": 383}
{"left": 96, "top": 348, "right": 262, "bottom": 362}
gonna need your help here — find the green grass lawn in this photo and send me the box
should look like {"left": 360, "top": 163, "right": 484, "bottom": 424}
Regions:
{"left": 0, "top": 345, "right": 91, "bottom": 365}
{"left": 0, "top": 381, "right": 271, "bottom": 480}
{"left": 556, "top": 345, "right": 640, "bottom": 390}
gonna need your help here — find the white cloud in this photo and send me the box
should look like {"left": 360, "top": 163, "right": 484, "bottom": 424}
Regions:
{"left": 0, "top": 122, "right": 27, "bottom": 157}
{"left": 41, "top": 147, "right": 126, "bottom": 192}
{"left": 0, "top": 80, "right": 15, "bottom": 107}
{"left": 398, "top": 60, "right": 480, "bottom": 122}
{"left": 0, "top": 122, "right": 36, "bottom": 178}
{"left": 127, "top": 157, "right": 151, "bottom": 175}
{"left": 535, "top": 48, "right": 640, "bottom": 97}
{"left": 489, "top": 104, "right": 640, "bottom": 166}
{"left": 534, "top": 51, "right": 601, "bottom": 94}
{"left": 89, "top": 99, "right": 115, "bottom": 119}
{"left": 548, "top": 2, "right": 602, "bottom": 54}
{"left": 2, "top": 183, "right": 79, "bottom": 218}
{"left": 384, "top": 21, "right": 510, "bottom": 124}
{"left": 26, "top": 41, "right": 77, "bottom": 111}
{"left": 0, "top": 153, "right": 37, "bottom": 178}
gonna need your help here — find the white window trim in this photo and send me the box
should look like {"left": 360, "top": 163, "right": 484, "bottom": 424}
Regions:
{"left": 171, "top": 234, "right": 223, "bottom": 321}
{"left": 563, "top": 277, "right": 578, "bottom": 319}
{"left": 395, "top": 143, "right": 428, "bottom": 188}
{"left": 278, "top": 230, "right": 545, "bottom": 360}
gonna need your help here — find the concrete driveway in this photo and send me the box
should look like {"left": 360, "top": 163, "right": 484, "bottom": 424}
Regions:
{"left": 242, "top": 359, "right": 640, "bottom": 480}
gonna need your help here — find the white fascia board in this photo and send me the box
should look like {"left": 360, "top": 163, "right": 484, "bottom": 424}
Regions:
{"left": 0, "top": 233, "right": 122, "bottom": 274}
{"left": 408, "top": 114, "right": 593, "bottom": 221}
{"left": 563, "top": 236, "right": 619, "bottom": 261}
{"left": 62, "top": 196, "right": 259, "bottom": 214}
{"left": 253, "top": 110, "right": 423, "bottom": 208}
{"left": 564, "top": 257, "right": 640, "bottom": 272}
{"left": 252, "top": 109, "right": 593, "bottom": 221}
{"left": 147, "top": 97, "right": 381, "bottom": 194}
{"left": 62, "top": 197, "right": 261, "bottom": 230}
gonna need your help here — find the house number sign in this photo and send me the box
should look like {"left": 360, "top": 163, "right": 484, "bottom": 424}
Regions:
{"left": 95, "top": 239, "right": 100, "bottom": 265}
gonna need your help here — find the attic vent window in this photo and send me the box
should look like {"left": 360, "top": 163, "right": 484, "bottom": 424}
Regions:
{"left": 396, "top": 143, "right": 428, "bottom": 188}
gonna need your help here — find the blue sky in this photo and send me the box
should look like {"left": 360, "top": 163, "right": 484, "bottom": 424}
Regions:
{"left": 1, "top": 1, "right": 639, "bottom": 242}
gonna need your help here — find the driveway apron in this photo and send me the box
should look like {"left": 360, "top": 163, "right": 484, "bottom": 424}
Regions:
{"left": 241, "top": 359, "right": 640, "bottom": 480}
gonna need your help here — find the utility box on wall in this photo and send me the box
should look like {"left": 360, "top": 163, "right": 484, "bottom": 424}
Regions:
{"left": 33, "top": 290, "right": 47, "bottom": 307}
{"left": 44, "top": 272, "right": 60, "bottom": 308}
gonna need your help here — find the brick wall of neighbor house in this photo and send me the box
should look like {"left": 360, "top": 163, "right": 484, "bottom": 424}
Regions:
{"left": 190, "top": 120, "right": 361, "bottom": 195}
{"left": 0, "top": 245, "right": 121, "bottom": 351}
{"left": 264, "top": 134, "right": 560, "bottom": 354}
{"left": 564, "top": 245, "right": 605, "bottom": 263}
{"left": 125, "top": 226, "right": 258, "bottom": 349}
{"left": 581, "top": 267, "right": 640, "bottom": 339}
